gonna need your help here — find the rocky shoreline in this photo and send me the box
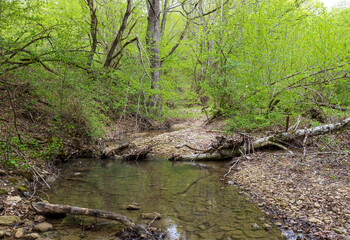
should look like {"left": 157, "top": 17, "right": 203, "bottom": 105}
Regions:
{"left": 0, "top": 166, "right": 56, "bottom": 239}
{"left": 228, "top": 146, "right": 350, "bottom": 239}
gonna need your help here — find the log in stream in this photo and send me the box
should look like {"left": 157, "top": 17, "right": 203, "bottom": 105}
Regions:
{"left": 174, "top": 117, "right": 350, "bottom": 161}
{"left": 32, "top": 202, "right": 147, "bottom": 235}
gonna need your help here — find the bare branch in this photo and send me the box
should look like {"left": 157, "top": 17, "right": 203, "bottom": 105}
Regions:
{"left": 161, "top": 20, "right": 190, "bottom": 64}
{"left": 104, "top": 0, "right": 133, "bottom": 68}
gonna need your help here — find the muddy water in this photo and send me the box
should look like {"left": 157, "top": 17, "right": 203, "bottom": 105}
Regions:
{"left": 45, "top": 156, "right": 286, "bottom": 240}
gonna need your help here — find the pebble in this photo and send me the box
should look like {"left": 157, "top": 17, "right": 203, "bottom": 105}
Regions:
{"left": 127, "top": 204, "right": 140, "bottom": 210}
{"left": 251, "top": 223, "right": 259, "bottom": 229}
{"left": 34, "top": 222, "right": 53, "bottom": 232}
{"left": 0, "top": 170, "right": 6, "bottom": 176}
{"left": 274, "top": 222, "right": 283, "bottom": 227}
{"left": 280, "top": 202, "right": 287, "bottom": 208}
{"left": 262, "top": 223, "right": 272, "bottom": 230}
{"left": 332, "top": 228, "right": 343, "bottom": 234}
{"left": 23, "top": 233, "right": 40, "bottom": 239}
{"left": 0, "top": 216, "right": 21, "bottom": 226}
{"left": 314, "top": 202, "right": 320, "bottom": 208}
{"left": 15, "top": 228, "right": 24, "bottom": 238}
{"left": 308, "top": 217, "right": 323, "bottom": 224}
{"left": 5, "top": 196, "right": 22, "bottom": 204}
{"left": 0, "top": 231, "right": 4, "bottom": 238}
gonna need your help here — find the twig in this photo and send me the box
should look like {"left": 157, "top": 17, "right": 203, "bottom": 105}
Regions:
{"left": 12, "top": 147, "right": 51, "bottom": 189}
{"left": 224, "top": 159, "right": 240, "bottom": 178}
{"left": 147, "top": 215, "right": 159, "bottom": 230}
{"left": 136, "top": 37, "right": 152, "bottom": 81}
{"left": 288, "top": 115, "right": 301, "bottom": 131}
{"left": 2, "top": 81, "right": 23, "bottom": 144}
{"left": 29, "top": 175, "right": 38, "bottom": 200}
{"left": 268, "top": 141, "right": 294, "bottom": 154}
{"left": 302, "top": 128, "right": 308, "bottom": 160}
{"left": 175, "top": 143, "right": 207, "bottom": 152}
{"left": 309, "top": 152, "right": 349, "bottom": 155}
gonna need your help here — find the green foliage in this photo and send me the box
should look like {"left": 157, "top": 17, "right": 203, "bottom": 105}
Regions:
{"left": 190, "top": 0, "right": 350, "bottom": 130}
{"left": 1, "top": 0, "right": 350, "bottom": 168}
{"left": 0, "top": 136, "right": 62, "bottom": 169}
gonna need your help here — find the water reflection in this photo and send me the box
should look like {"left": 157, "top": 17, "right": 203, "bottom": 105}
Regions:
{"left": 47, "top": 158, "right": 285, "bottom": 240}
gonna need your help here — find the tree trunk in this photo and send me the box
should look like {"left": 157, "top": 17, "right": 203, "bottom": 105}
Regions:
{"left": 146, "top": 0, "right": 161, "bottom": 112}
{"left": 86, "top": 0, "right": 98, "bottom": 67}
{"left": 175, "top": 117, "right": 350, "bottom": 161}
{"left": 104, "top": 0, "right": 132, "bottom": 68}
{"left": 160, "top": 0, "right": 168, "bottom": 37}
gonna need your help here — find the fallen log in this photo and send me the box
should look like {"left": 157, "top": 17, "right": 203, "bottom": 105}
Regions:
{"left": 101, "top": 142, "right": 129, "bottom": 159}
{"left": 174, "top": 117, "right": 350, "bottom": 161}
{"left": 123, "top": 146, "right": 152, "bottom": 161}
{"left": 31, "top": 202, "right": 146, "bottom": 235}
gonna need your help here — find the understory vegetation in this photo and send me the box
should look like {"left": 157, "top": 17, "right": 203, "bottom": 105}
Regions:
{"left": 0, "top": 0, "right": 349, "bottom": 167}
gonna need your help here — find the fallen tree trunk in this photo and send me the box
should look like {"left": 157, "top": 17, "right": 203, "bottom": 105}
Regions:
{"left": 123, "top": 146, "right": 152, "bottom": 161}
{"left": 101, "top": 142, "right": 129, "bottom": 159}
{"left": 32, "top": 202, "right": 146, "bottom": 234}
{"left": 175, "top": 117, "right": 350, "bottom": 161}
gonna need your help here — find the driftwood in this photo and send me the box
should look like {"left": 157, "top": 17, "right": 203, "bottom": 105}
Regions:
{"left": 172, "top": 117, "right": 350, "bottom": 161}
{"left": 123, "top": 146, "right": 152, "bottom": 161}
{"left": 101, "top": 142, "right": 129, "bottom": 159}
{"left": 32, "top": 202, "right": 146, "bottom": 235}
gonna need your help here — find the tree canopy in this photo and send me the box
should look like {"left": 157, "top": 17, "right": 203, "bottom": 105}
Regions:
{"left": 1, "top": 0, "right": 349, "bottom": 142}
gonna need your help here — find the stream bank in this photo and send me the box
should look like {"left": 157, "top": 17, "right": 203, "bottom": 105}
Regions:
{"left": 1, "top": 114, "right": 349, "bottom": 239}
{"left": 110, "top": 116, "right": 350, "bottom": 239}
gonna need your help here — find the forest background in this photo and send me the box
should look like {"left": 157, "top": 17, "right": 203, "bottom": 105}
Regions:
{"left": 0, "top": 0, "right": 349, "bottom": 168}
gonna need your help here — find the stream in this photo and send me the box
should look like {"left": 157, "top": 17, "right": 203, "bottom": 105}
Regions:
{"left": 43, "top": 156, "right": 290, "bottom": 240}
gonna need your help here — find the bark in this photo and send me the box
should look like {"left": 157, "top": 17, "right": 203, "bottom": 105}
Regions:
{"left": 160, "top": 0, "right": 168, "bottom": 37}
{"left": 101, "top": 142, "right": 129, "bottom": 159}
{"left": 86, "top": 0, "right": 98, "bottom": 67}
{"left": 146, "top": 0, "right": 161, "bottom": 111}
{"left": 31, "top": 202, "right": 146, "bottom": 234}
{"left": 123, "top": 146, "right": 152, "bottom": 161}
{"left": 104, "top": 0, "right": 133, "bottom": 68}
{"left": 174, "top": 117, "right": 350, "bottom": 161}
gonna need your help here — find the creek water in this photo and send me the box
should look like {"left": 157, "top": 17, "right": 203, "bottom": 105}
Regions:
{"left": 44, "top": 156, "right": 287, "bottom": 240}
